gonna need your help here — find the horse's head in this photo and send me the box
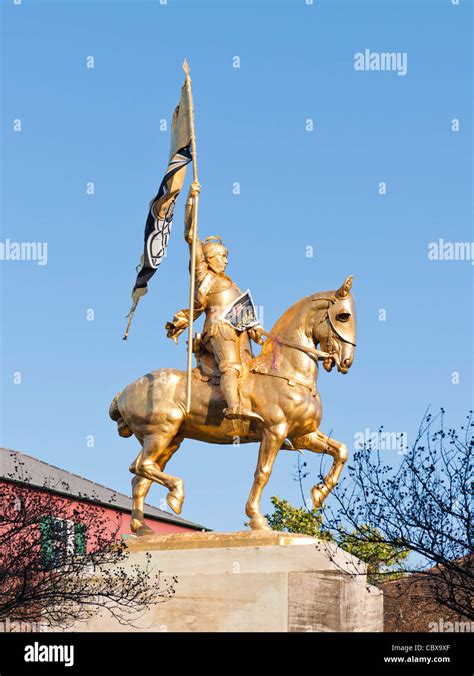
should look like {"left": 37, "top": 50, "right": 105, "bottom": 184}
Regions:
{"left": 313, "top": 275, "right": 356, "bottom": 374}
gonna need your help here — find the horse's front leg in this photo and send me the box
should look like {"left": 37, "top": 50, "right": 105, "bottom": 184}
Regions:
{"left": 292, "top": 430, "right": 348, "bottom": 508}
{"left": 245, "top": 423, "right": 288, "bottom": 530}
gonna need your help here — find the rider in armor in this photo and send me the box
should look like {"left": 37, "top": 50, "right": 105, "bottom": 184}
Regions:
{"left": 165, "top": 181, "right": 264, "bottom": 423}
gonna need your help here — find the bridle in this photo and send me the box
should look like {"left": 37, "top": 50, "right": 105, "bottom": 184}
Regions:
{"left": 258, "top": 294, "right": 354, "bottom": 363}
{"left": 258, "top": 327, "right": 329, "bottom": 362}
{"left": 250, "top": 295, "right": 353, "bottom": 392}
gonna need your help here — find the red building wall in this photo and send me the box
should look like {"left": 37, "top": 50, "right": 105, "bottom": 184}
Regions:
{"left": 0, "top": 479, "right": 200, "bottom": 553}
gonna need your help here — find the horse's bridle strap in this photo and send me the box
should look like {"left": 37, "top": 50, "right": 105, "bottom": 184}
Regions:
{"left": 258, "top": 328, "right": 329, "bottom": 361}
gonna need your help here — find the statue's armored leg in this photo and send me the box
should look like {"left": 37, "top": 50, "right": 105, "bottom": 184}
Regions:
{"left": 291, "top": 430, "right": 348, "bottom": 508}
{"left": 219, "top": 359, "right": 264, "bottom": 423}
{"left": 219, "top": 366, "right": 241, "bottom": 411}
{"left": 206, "top": 335, "right": 264, "bottom": 422}
{"left": 129, "top": 431, "right": 185, "bottom": 534}
{"left": 245, "top": 423, "right": 288, "bottom": 530}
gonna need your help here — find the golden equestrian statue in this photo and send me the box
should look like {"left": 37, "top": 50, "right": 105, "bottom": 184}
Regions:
{"left": 113, "top": 62, "right": 356, "bottom": 535}
{"left": 110, "top": 182, "right": 357, "bottom": 535}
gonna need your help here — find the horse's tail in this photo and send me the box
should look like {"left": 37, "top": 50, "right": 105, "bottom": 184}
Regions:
{"left": 109, "top": 393, "right": 133, "bottom": 438}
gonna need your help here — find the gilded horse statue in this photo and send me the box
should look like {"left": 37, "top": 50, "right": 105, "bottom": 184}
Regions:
{"left": 109, "top": 276, "right": 356, "bottom": 535}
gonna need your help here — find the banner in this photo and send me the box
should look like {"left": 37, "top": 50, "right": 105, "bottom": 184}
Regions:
{"left": 123, "top": 80, "right": 193, "bottom": 339}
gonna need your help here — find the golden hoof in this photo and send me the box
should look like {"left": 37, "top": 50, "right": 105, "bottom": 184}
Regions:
{"left": 248, "top": 516, "right": 272, "bottom": 531}
{"left": 136, "top": 524, "right": 155, "bottom": 536}
{"left": 131, "top": 519, "right": 155, "bottom": 536}
{"left": 311, "top": 485, "right": 325, "bottom": 509}
{"left": 166, "top": 490, "right": 184, "bottom": 515}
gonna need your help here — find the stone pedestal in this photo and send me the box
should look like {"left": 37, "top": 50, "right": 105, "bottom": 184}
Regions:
{"left": 76, "top": 530, "right": 383, "bottom": 632}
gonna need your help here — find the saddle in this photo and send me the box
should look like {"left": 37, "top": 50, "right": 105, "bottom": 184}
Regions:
{"left": 191, "top": 332, "right": 252, "bottom": 386}
{"left": 192, "top": 331, "right": 317, "bottom": 396}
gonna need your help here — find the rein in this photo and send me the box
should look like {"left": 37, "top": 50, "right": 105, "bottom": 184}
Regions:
{"left": 250, "top": 328, "right": 329, "bottom": 394}
{"left": 258, "top": 329, "right": 330, "bottom": 362}
{"left": 250, "top": 298, "right": 337, "bottom": 391}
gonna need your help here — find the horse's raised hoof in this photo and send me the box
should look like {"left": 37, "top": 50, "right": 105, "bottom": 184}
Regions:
{"left": 248, "top": 515, "right": 272, "bottom": 531}
{"left": 311, "top": 485, "right": 327, "bottom": 509}
{"left": 166, "top": 487, "right": 184, "bottom": 515}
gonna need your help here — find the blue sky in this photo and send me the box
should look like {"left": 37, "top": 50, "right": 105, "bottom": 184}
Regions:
{"left": 1, "top": 0, "right": 472, "bottom": 531}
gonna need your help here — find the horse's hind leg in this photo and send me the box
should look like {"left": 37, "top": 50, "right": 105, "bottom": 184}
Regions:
{"left": 130, "top": 475, "right": 154, "bottom": 535}
{"left": 292, "top": 430, "right": 348, "bottom": 508}
{"left": 129, "top": 433, "right": 184, "bottom": 535}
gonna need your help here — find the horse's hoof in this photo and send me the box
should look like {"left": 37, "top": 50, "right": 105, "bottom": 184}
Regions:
{"left": 311, "top": 486, "right": 326, "bottom": 509}
{"left": 166, "top": 490, "right": 184, "bottom": 515}
{"left": 248, "top": 516, "right": 272, "bottom": 531}
{"left": 131, "top": 519, "right": 155, "bottom": 536}
{"left": 136, "top": 524, "right": 155, "bottom": 536}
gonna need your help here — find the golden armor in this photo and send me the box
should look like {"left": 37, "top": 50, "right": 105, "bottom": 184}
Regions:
{"left": 166, "top": 183, "right": 265, "bottom": 423}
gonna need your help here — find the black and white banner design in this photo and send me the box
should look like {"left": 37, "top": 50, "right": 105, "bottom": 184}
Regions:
{"left": 133, "top": 145, "right": 192, "bottom": 292}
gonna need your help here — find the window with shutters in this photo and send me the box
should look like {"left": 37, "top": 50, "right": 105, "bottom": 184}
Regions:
{"left": 39, "top": 516, "right": 87, "bottom": 570}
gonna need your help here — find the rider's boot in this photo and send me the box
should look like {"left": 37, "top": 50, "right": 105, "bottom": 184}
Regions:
{"left": 221, "top": 369, "right": 264, "bottom": 423}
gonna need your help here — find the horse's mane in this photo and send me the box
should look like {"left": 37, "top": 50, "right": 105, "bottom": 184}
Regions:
{"left": 269, "top": 290, "right": 334, "bottom": 336}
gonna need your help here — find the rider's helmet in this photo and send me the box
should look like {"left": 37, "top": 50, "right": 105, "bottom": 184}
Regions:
{"left": 202, "top": 236, "right": 228, "bottom": 261}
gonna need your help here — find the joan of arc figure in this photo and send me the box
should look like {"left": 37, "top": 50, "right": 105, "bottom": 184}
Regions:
{"left": 165, "top": 181, "right": 264, "bottom": 423}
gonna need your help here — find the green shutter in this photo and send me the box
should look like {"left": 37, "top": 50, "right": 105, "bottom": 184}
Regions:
{"left": 74, "top": 523, "right": 87, "bottom": 555}
{"left": 39, "top": 515, "right": 53, "bottom": 570}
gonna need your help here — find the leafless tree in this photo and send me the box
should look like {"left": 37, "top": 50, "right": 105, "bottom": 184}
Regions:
{"left": 0, "top": 454, "right": 176, "bottom": 629}
{"left": 318, "top": 409, "right": 473, "bottom": 620}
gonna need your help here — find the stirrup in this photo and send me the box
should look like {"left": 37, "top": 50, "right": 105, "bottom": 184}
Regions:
{"left": 224, "top": 406, "right": 264, "bottom": 423}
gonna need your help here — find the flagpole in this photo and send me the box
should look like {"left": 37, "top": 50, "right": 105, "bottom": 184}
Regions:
{"left": 183, "top": 59, "right": 198, "bottom": 413}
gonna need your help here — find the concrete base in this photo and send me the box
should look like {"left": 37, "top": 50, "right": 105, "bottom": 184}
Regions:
{"left": 70, "top": 530, "right": 383, "bottom": 632}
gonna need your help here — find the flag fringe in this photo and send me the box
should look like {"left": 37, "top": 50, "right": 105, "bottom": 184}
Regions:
{"left": 122, "top": 287, "right": 148, "bottom": 340}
